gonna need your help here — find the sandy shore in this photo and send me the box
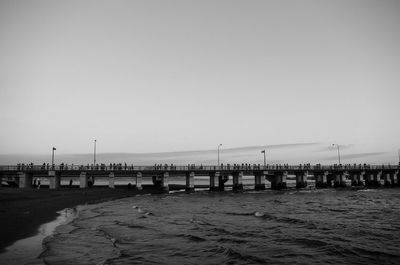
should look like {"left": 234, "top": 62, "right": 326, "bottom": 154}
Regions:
{"left": 0, "top": 186, "right": 166, "bottom": 253}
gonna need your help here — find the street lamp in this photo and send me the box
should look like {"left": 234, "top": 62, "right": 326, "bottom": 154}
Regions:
{"left": 52, "top": 147, "right": 56, "bottom": 169}
{"left": 94, "top": 139, "right": 97, "bottom": 166}
{"left": 261, "top": 149, "right": 266, "bottom": 169}
{"left": 332, "top": 144, "right": 341, "bottom": 165}
{"left": 217, "top": 144, "right": 222, "bottom": 167}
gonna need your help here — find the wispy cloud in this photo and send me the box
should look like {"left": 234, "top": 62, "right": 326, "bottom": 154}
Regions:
{"left": 315, "top": 144, "right": 355, "bottom": 152}
{"left": 322, "top": 152, "right": 387, "bottom": 161}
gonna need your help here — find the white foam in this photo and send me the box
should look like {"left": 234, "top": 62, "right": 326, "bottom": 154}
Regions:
{"left": 254, "top": 211, "right": 264, "bottom": 217}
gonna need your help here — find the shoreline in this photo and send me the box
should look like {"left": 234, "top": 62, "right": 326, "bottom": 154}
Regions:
{"left": 0, "top": 208, "right": 76, "bottom": 264}
{"left": 0, "top": 186, "right": 163, "bottom": 254}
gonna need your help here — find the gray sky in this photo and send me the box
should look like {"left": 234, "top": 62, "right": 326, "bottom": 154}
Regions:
{"left": 0, "top": 0, "right": 399, "bottom": 163}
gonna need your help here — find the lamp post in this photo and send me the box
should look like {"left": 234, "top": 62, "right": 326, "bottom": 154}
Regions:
{"left": 217, "top": 144, "right": 222, "bottom": 167}
{"left": 52, "top": 147, "right": 56, "bottom": 169}
{"left": 332, "top": 144, "right": 341, "bottom": 165}
{"left": 94, "top": 139, "right": 97, "bottom": 166}
{"left": 261, "top": 149, "right": 266, "bottom": 169}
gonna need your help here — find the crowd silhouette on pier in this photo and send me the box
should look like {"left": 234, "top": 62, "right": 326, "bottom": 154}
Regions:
{"left": 13, "top": 162, "right": 398, "bottom": 172}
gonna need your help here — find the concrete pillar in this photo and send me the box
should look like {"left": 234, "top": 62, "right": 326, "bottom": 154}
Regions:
{"left": 218, "top": 175, "right": 228, "bottom": 191}
{"left": 334, "top": 174, "right": 341, "bottom": 187}
{"left": 376, "top": 171, "right": 383, "bottom": 186}
{"left": 186, "top": 172, "right": 195, "bottom": 192}
{"left": 48, "top": 171, "right": 61, "bottom": 189}
{"left": 136, "top": 172, "right": 143, "bottom": 190}
{"left": 161, "top": 172, "right": 169, "bottom": 192}
{"left": 351, "top": 174, "right": 358, "bottom": 186}
{"left": 296, "top": 172, "right": 308, "bottom": 188}
{"left": 391, "top": 171, "right": 398, "bottom": 186}
{"left": 18, "top": 172, "right": 33, "bottom": 188}
{"left": 384, "top": 173, "right": 392, "bottom": 186}
{"left": 271, "top": 172, "right": 287, "bottom": 190}
{"left": 209, "top": 172, "right": 220, "bottom": 191}
{"left": 254, "top": 173, "right": 266, "bottom": 190}
{"left": 316, "top": 172, "right": 328, "bottom": 188}
{"left": 109, "top": 172, "right": 115, "bottom": 188}
{"left": 334, "top": 173, "right": 348, "bottom": 188}
{"left": 366, "top": 172, "right": 380, "bottom": 187}
{"left": 80, "top": 172, "right": 88, "bottom": 188}
{"left": 232, "top": 172, "right": 243, "bottom": 192}
{"left": 357, "top": 172, "right": 365, "bottom": 186}
{"left": 88, "top": 176, "right": 95, "bottom": 187}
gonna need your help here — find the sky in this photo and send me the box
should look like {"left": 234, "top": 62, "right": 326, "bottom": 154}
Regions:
{"left": 0, "top": 0, "right": 399, "bottom": 164}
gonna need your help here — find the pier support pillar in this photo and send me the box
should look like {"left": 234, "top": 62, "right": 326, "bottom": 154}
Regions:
{"left": 352, "top": 172, "right": 365, "bottom": 186}
{"left": 391, "top": 171, "right": 398, "bottom": 186}
{"left": 366, "top": 172, "right": 381, "bottom": 187}
{"left": 232, "top": 172, "right": 243, "bottom": 192}
{"left": 136, "top": 172, "right": 143, "bottom": 190}
{"left": 358, "top": 172, "right": 366, "bottom": 186}
{"left": 334, "top": 173, "right": 348, "bottom": 188}
{"left": 161, "top": 172, "right": 169, "bottom": 192}
{"left": 296, "top": 172, "right": 308, "bottom": 188}
{"left": 384, "top": 173, "right": 392, "bottom": 186}
{"left": 48, "top": 171, "right": 61, "bottom": 189}
{"left": 351, "top": 174, "right": 358, "bottom": 186}
{"left": 109, "top": 172, "right": 115, "bottom": 188}
{"left": 209, "top": 172, "right": 220, "bottom": 191}
{"left": 316, "top": 172, "right": 328, "bottom": 188}
{"left": 254, "top": 173, "right": 266, "bottom": 190}
{"left": 271, "top": 172, "right": 287, "bottom": 190}
{"left": 218, "top": 175, "right": 228, "bottom": 191}
{"left": 80, "top": 172, "right": 88, "bottom": 188}
{"left": 186, "top": 172, "right": 195, "bottom": 192}
{"left": 18, "top": 172, "right": 33, "bottom": 188}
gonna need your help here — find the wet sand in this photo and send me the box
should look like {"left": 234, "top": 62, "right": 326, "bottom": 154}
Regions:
{"left": 0, "top": 186, "right": 165, "bottom": 253}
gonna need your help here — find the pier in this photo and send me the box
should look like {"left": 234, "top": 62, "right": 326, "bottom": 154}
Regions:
{"left": 0, "top": 164, "right": 399, "bottom": 191}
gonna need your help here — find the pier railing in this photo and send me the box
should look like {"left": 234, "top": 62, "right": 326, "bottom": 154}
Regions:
{"left": 0, "top": 164, "right": 399, "bottom": 172}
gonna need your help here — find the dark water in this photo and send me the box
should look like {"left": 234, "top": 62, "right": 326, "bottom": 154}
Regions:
{"left": 41, "top": 189, "right": 400, "bottom": 265}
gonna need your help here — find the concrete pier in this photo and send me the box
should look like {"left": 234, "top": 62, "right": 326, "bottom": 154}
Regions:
{"left": 48, "top": 171, "right": 61, "bottom": 189}
{"left": 136, "top": 172, "right": 143, "bottom": 190}
{"left": 2, "top": 164, "right": 399, "bottom": 191}
{"left": 254, "top": 172, "right": 266, "bottom": 190}
{"left": 109, "top": 172, "right": 115, "bottom": 188}
{"left": 232, "top": 172, "right": 243, "bottom": 191}
{"left": 80, "top": 172, "right": 88, "bottom": 188}
{"left": 18, "top": 172, "right": 33, "bottom": 188}
{"left": 209, "top": 172, "right": 219, "bottom": 191}
{"left": 186, "top": 172, "right": 195, "bottom": 192}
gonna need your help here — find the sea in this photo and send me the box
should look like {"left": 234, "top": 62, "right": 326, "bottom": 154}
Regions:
{"left": 3, "top": 187, "right": 400, "bottom": 265}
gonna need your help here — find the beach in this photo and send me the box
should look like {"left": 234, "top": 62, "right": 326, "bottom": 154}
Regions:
{"left": 0, "top": 186, "right": 162, "bottom": 253}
